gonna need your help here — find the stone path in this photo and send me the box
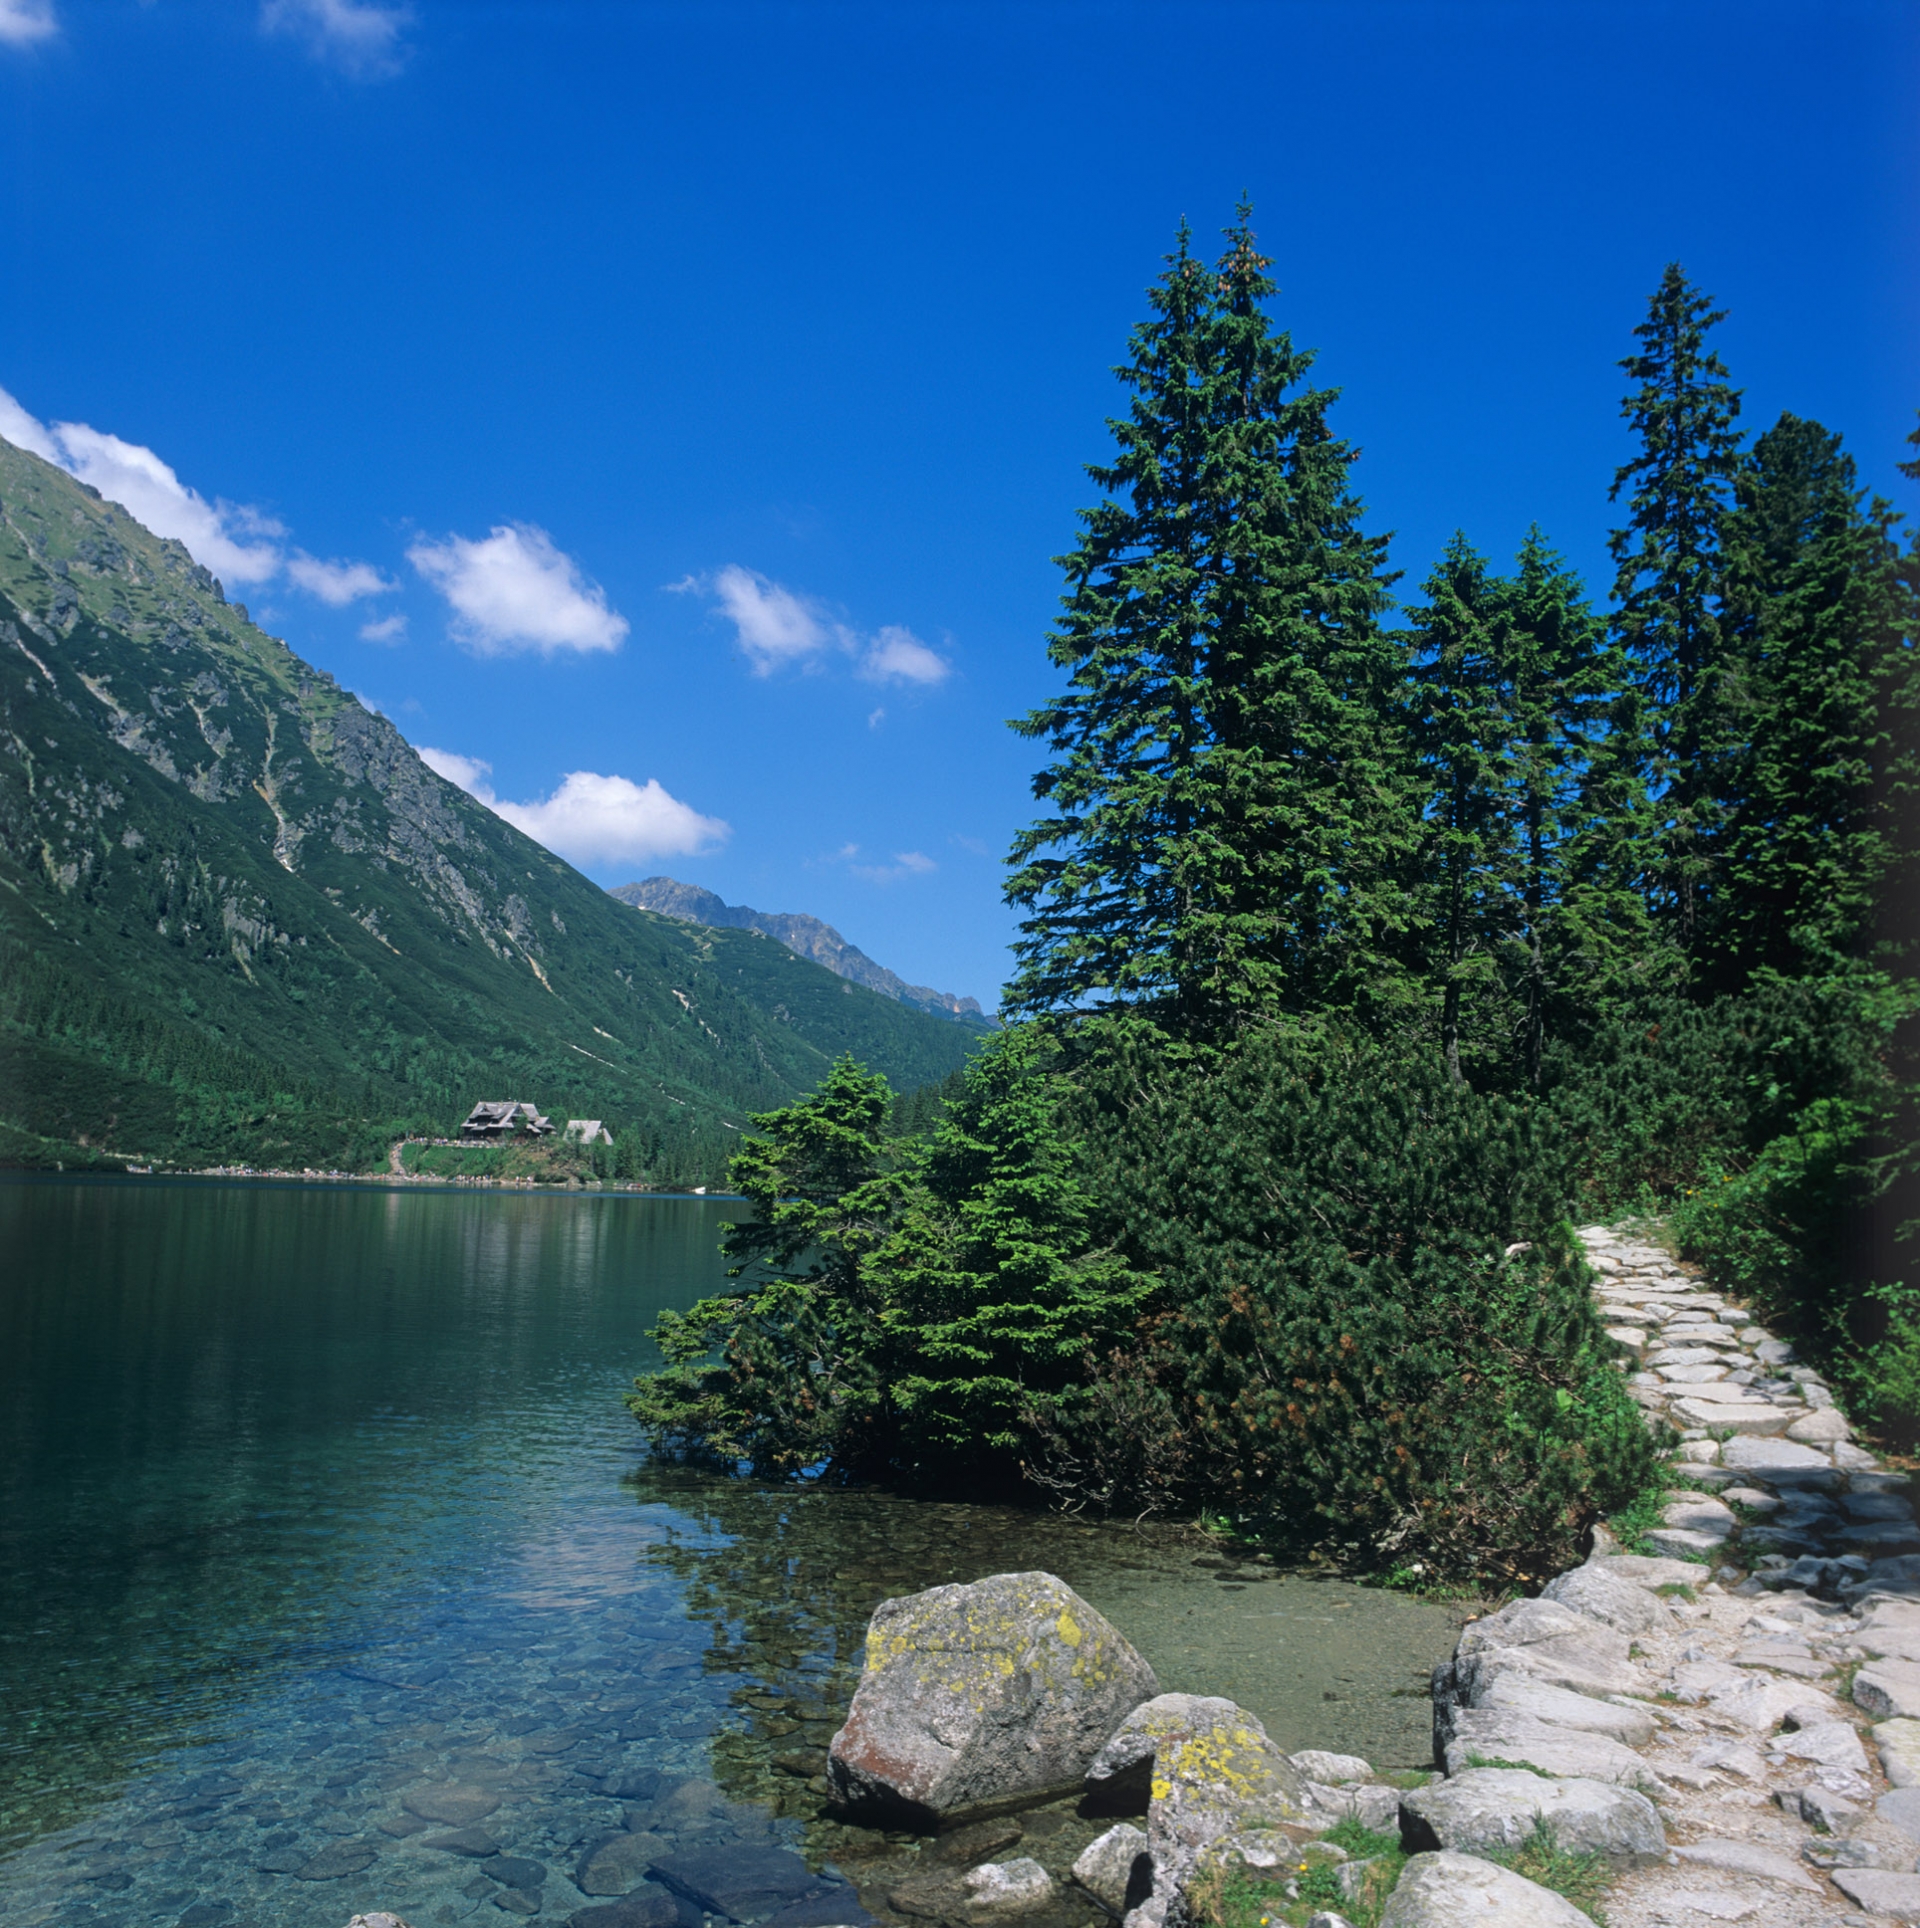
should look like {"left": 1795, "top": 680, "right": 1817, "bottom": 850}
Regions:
{"left": 1412, "top": 1225, "right": 1920, "bottom": 1926}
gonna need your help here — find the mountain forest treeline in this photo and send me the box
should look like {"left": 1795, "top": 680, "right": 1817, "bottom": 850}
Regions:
{"left": 629, "top": 215, "right": 1920, "bottom": 1586}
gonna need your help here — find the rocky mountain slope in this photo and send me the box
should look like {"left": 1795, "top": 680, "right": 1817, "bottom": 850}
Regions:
{"left": 610, "top": 877, "right": 990, "bottom": 1024}
{"left": 0, "top": 437, "right": 981, "bottom": 1176}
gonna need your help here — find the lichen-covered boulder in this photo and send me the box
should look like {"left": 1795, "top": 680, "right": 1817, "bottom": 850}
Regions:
{"left": 826, "top": 1571, "right": 1159, "bottom": 1826}
{"left": 1087, "top": 1695, "right": 1315, "bottom": 1928}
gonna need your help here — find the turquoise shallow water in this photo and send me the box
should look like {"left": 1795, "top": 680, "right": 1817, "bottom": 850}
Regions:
{"left": 0, "top": 1174, "right": 1469, "bottom": 1928}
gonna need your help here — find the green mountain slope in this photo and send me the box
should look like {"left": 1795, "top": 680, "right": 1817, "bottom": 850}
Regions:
{"left": 0, "top": 438, "right": 981, "bottom": 1178}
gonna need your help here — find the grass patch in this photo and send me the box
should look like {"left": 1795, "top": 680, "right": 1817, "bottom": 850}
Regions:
{"left": 1654, "top": 1582, "right": 1697, "bottom": 1601}
{"left": 1192, "top": 1846, "right": 1407, "bottom": 1928}
{"left": 1488, "top": 1817, "right": 1613, "bottom": 1918}
{"left": 1463, "top": 1752, "right": 1556, "bottom": 1777}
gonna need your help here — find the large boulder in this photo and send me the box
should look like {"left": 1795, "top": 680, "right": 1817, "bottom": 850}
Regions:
{"left": 1437, "top": 1710, "right": 1661, "bottom": 1790}
{"left": 1446, "top": 1599, "right": 1638, "bottom": 1702}
{"left": 1086, "top": 1695, "right": 1314, "bottom": 1928}
{"left": 826, "top": 1572, "right": 1159, "bottom": 1827}
{"left": 1538, "top": 1564, "right": 1666, "bottom": 1636}
{"left": 1377, "top": 1851, "right": 1594, "bottom": 1927}
{"left": 1398, "top": 1769, "right": 1665, "bottom": 1866}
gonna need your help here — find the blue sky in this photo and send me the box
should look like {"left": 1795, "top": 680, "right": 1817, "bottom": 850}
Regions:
{"left": 2, "top": 0, "right": 1915, "bottom": 1010}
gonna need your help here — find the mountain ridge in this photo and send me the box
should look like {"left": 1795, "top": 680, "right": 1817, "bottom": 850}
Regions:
{"left": 609, "top": 876, "right": 991, "bottom": 1025}
{"left": 0, "top": 435, "right": 981, "bottom": 1177}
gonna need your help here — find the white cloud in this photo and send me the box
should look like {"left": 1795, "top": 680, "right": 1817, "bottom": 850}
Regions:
{"left": 851, "top": 849, "right": 937, "bottom": 885}
{"left": 410, "top": 524, "right": 628, "bottom": 657}
{"left": 0, "top": 382, "right": 392, "bottom": 599}
{"left": 45, "top": 417, "right": 285, "bottom": 585}
{"left": 262, "top": 0, "right": 410, "bottom": 77}
{"left": 859, "top": 624, "right": 950, "bottom": 686}
{"left": 686, "top": 565, "right": 951, "bottom": 686}
{"left": 705, "top": 564, "right": 838, "bottom": 675}
{"left": 418, "top": 746, "right": 494, "bottom": 793}
{"left": 0, "top": 1, "right": 57, "bottom": 48}
{"left": 287, "top": 552, "right": 397, "bottom": 604}
{"left": 0, "top": 387, "right": 57, "bottom": 457}
{"left": 867, "top": 706, "right": 886, "bottom": 729}
{"left": 419, "top": 750, "right": 727, "bottom": 869}
{"left": 359, "top": 612, "right": 408, "bottom": 644}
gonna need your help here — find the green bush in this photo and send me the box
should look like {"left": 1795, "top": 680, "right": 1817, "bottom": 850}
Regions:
{"left": 1035, "top": 1023, "right": 1658, "bottom": 1584}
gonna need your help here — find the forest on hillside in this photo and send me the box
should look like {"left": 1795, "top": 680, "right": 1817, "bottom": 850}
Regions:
{"left": 630, "top": 214, "right": 1920, "bottom": 1587}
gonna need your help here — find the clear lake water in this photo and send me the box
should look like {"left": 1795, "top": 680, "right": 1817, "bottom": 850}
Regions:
{"left": 0, "top": 1174, "right": 1473, "bottom": 1928}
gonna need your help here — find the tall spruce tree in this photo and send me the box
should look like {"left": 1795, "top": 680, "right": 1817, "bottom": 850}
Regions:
{"left": 1408, "top": 534, "right": 1511, "bottom": 1086}
{"left": 1709, "top": 414, "right": 1903, "bottom": 986}
{"left": 1608, "top": 264, "right": 1744, "bottom": 958}
{"left": 1005, "top": 211, "right": 1410, "bottom": 1035}
{"left": 1409, "top": 530, "right": 1626, "bottom": 1089}
{"left": 1499, "top": 531, "right": 1631, "bottom": 1082}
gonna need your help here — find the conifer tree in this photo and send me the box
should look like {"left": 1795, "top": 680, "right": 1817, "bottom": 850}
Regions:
{"left": 1408, "top": 534, "right": 1511, "bottom": 1085}
{"left": 1005, "top": 210, "right": 1410, "bottom": 1035}
{"left": 1608, "top": 264, "right": 1744, "bottom": 957}
{"left": 1499, "top": 531, "right": 1633, "bottom": 1080}
{"left": 1709, "top": 414, "right": 1903, "bottom": 986}
{"left": 1408, "top": 530, "right": 1625, "bottom": 1088}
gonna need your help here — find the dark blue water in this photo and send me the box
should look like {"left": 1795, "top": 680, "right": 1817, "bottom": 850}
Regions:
{"left": 0, "top": 1175, "right": 1468, "bottom": 1928}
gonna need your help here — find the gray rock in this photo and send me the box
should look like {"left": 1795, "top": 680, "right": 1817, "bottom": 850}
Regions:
{"left": 346, "top": 1918, "right": 411, "bottom": 1928}
{"left": 1086, "top": 1693, "right": 1313, "bottom": 1832}
{"left": 827, "top": 1571, "right": 1158, "bottom": 1826}
{"left": 1305, "top": 1916, "right": 1355, "bottom": 1928}
{"left": 1440, "top": 1710, "right": 1659, "bottom": 1789}
{"left": 402, "top": 1785, "right": 501, "bottom": 1827}
{"left": 650, "top": 1845, "right": 827, "bottom": 1920}
{"left": 569, "top": 1896, "right": 692, "bottom": 1928}
{"left": 577, "top": 1834, "right": 670, "bottom": 1897}
{"left": 1831, "top": 1867, "right": 1920, "bottom": 1919}
{"left": 1671, "top": 1838, "right": 1818, "bottom": 1889}
{"left": 1071, "top": 1824, "right": 1153, "bottom": 1919}
{"left": 1307, "top": 1783, "right": 1401, "bottom": 1832}
{"left": 1857, "top": 1660, "right": 1920, "bottom": 1720}
{"left": 1848, "top": 1557, "right": 1920, "bottom": 1605}
{"left": 1288, "top": 1750, "right": 1374, "bottom": 1784}
{"left": 1880, "top": 1718, "right": 1920, "bottom": 1787}
{"left": 294, "top": 1840, "right": 378, "bottom": 1880}
{"left": 1376, "top": 1851, "right": 1592, "bottom": 1926}
{"left": 1720, "top": 1436, "right": 1842, "bottom": 1489}
{"left": 1539, "top": 1565, "right": 1664, "bottom": 1635}
{"left": 423, "top": 1828, "right": 501, "bottom": 1857}
{"left": 1398, "top": 1769, "right": 1664, "bottom": 1865}
{"left": 1771, "top": 1719, "right": 1869, "bottom": 1772}
{"left": 760, "top": 1898, "right": 877, "bottom": 1928}
{"left": 1441, "top": 1599, "right": 1639, "bottom": 1715}
{"left": 1471, "top": 1673, "right": 1656, "bottom": 1745}
{"left": 1089, "top": 1695, "right": 1312, "bottom": 1928}
{"left": 483, "top": 1857, "right": 549, "bottom": 1891}
{"left": 1584, "top": 1551, "right": 1709, "bottom": 1589}
{"left": 962, "top": 1859, "right": 1053, "bottom": 1918}
{"left": 1882, "top": 1787, "right": 1920, "bottom": 1843}
{"left": 1788, "top": 1407, "right": 1852, "bottom": 1443}
{"left": 1781, "top": 1784, "right": 1863, "bottom": 1833}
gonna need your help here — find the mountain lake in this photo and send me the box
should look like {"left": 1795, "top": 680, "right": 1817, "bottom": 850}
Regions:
{"left": 0, "top": 1173, "right": 1474, "bottom": 1928}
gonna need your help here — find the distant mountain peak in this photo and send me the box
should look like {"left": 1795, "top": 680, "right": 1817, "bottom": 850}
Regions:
{"left": 611, "top": 877, "right": 990, "bottom": 1026}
